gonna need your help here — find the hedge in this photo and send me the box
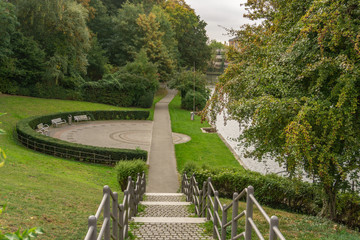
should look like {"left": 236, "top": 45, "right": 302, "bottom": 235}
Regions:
{"left": 189, "top": 167, "right": 360, "bottom": 228}
{"left": 16, "top": 110, "right": 149, "bottom": 164}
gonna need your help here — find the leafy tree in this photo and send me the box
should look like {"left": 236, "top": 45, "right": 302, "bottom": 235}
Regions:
{"left": 136, "top": 12, "right": 175, "bottom": 82}
{"left": 163, "top": 0, "right": 211, "bottom": 71}
{"left": 0, "top": 1, "right": 17, "bottom": 60}
{"left": 108, "top": 2, "right": 145, "bottom": 66}
{"left": 151, "top": 5, "right": 179, "bottom": 66}
{"left": 169, "top": 69, "right": 209, "bottom": 110}
{"left": 14, "top": 0, "right": 91, "bottom": 87}
{"left": 208, "top": 40, "right": 226, "bottom": 72}
{"left": 86, "top": 37, "right": 110, "bottom": 81}
{"left": 0, "top": 1, "right": 45, "bottom": 94}
{"left": 88, "top": 0, "right": 114, "bottom": 51}
{"left": 204, "top": 0, "right": 360, "bottom": 220}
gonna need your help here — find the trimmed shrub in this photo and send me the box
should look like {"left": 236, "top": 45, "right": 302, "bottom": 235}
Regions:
{"left": 16, "top": 110, "right": 150, "bottom": 164}
{"left": 136, "top": 91, "right": 155, "bottom": 108}
{"left": 115, "top": 160, "right": 148, "bottom": 191}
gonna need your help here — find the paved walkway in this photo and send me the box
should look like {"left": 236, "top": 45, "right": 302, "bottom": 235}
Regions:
{"left": 132, "top": 193, "right": 211, "bottom": 240}
{"left": 147, "top": 89, "right": 179, "bottom": 193}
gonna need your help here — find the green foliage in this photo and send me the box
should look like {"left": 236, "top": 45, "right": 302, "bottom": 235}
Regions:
{"left": 163, "top": 0, "right": 211, "bottom": 71}
{"left": 14, "top": 0, "right": 91, "bottom": 86}
{"left": 169, "top": 70, "right": 209, "bottom": 110}
{"left": 0, "top": 1, "right": 17, "bottom": 60}
{"left": 205, "top": 0, "right": 360, "bottom": 220}
{"left": 86, "top": 37, "right": 110, "bottom": 81}
{"left": 136, "top": 12, "right": 175, "bottom": 82}
{"left": 182, "top": 90, "right": 208, "bottom": 111}
{"left": 82, "top": 50, "right": 158, "bottom": 107}
{"left": 115, "top": 160, "right": 148, "bottom": 191}
{"left": 0, "top": 227, "right": 44, "bottom": 240}
{"left": 16, "top": 111, "right": 149, "bottom": 164}
{"left": 0, "top": 112, "right": 5, "bottom": 168}
{"left": 108, "top": 2, "right": 145, "bottom": 66}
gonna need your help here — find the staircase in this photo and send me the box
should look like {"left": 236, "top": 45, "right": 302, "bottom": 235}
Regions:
{"left": 132, "top": 193, "right": 212, "bottom": 240}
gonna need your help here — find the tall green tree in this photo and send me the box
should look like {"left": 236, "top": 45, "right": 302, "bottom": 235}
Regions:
{"left": 204, "top": 0, "right": 360, "bottom": 220}
{"left": 163, "top": 0, "right": 210, "bottom": 71}
{"left": 108, "top": 2, "right": 145, "bottom": 66}
{"left": 14, "top": 0, "right": 91, "bottom": 87}
{"left": 0, "top": 1, "right": 45, "bottom": 94}
{"left": 136, "top": 12, "right": 175, "bottom": 82}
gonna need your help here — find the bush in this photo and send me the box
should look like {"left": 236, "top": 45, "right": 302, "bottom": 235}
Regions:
{"left": 169, "top": 69, "right": 210, "bottom": 110}
{"left": 16, "top": 110, "right": 150, "bottom": 164}
{"left": 181, "top": 90, "right": 208, "bottom": 111}
{"left": 192, "top": 167, "right": 321, "bottom": 213}
{"left": 115, "top": 160, "right": 148, "bottom": 191}
{"left": 136, "top": 91, "right": 155, "bottom": 108}
{"left": 336, "top": 192, "right": 360, "bottom": 228}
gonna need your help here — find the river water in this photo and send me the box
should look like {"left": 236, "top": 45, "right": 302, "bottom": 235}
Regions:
{"left": 209, "top": 86, "right": 287, "bottom": 175}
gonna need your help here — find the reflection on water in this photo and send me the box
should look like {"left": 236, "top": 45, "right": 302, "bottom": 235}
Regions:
{"left": 215, "top": 110, "right": 287, "bottom": 175}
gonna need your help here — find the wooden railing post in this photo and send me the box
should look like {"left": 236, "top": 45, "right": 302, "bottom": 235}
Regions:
{"left": 195, "top": 181, "right": 199, "bottom": 211}
{"left": 231, "top": 192, "right": 239, "bottom": 239}
{"left": 119, "top": 204, "right": 124, "bottom": 240}
{"left": 182, "top": 172, "right": 186, "bottom": 193}
{"left": 88, "top": 215, "right": 97, "bottom": 240}
{"left": 112, "top": 192, "right": 119, "bottom": 240}
{"left": 103, "top": 186, "right": 111, "bottom": 240}
{"left": 201, "top": 181, "right": 207, "bottom": 217}
{"left": 142, "top": 172, "right": 146, "bottom": 195}
{"left": 221, "top": 204, "right": 227, "bottom": 240}
{"left": 213, "top": 191, "right": 219, "bottom": 239}
{"left": 269, "top": 216, "right": 279, "bottom": 240}
{"left": 199, "top": 188, "right": 202, "bottom": 217}
{"left": 207, "top": 177, "right": 211, "bottom": 221}
{"left": 124, "top": 190, "right": 129, "bottom": 239}
{"left": 245, "top": 186, "right": 254, "bottom": 240}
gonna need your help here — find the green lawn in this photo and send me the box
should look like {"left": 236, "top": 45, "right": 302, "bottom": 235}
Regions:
{"left": 168, "top": 95, "right": 241, "bottom": 171}
{"left": 0, "top": 93, "right": 159, "bottom": 239}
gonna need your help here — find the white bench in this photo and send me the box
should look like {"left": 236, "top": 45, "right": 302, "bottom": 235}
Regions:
{"left": 51, "top": 118, "right": 67, "bottom": 127}
{"left": 36, "top": 123, "right": 49, "bottom": 135}
{"left": 74, "top": 115, "right": 90, "bottom": 122}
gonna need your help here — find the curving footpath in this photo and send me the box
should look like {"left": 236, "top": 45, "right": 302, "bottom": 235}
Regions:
{"left": 147, "top": 89, "right": 179, "bottom": 193}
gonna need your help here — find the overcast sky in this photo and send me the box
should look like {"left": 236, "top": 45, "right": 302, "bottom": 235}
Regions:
{"left": 185, "top": 0, "right": 256, "bottom": 43}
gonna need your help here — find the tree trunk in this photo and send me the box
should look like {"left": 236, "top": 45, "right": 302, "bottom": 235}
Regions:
{"left": 320, "top": 185, "right": 337, "bottom": 220}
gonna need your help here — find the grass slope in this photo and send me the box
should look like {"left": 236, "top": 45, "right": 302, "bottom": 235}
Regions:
{"left": 168, "top": 95, "right": 241, "bottom": 172}
{"left": 0, "top": 93, "right": 156, "bottom": 239}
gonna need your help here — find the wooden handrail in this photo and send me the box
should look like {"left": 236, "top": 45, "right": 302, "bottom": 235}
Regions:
{"left": 84, "top": 172, "right": 146, "bottom": 240}
{"left": 182, "top": 172, "right": 286, "bottom": 240}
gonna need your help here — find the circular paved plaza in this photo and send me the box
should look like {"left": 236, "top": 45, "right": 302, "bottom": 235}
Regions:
{"left": 50, "top": 120, "right": 190, "bottom": 152}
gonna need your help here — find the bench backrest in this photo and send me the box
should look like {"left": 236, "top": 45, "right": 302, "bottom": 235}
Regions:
{"left": 74, "top": 115, "right": 88, "bottom": 120}
{"left": 52, "top": 118, "right": 62, "bottom": 123}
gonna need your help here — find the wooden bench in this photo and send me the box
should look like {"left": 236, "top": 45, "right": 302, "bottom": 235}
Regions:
{"left": 74, "top": 115, "right": 90, "bottom": 122}
{"left": 36, "top": 123, "right": 49, "bottom": 135}
{"left": 51, "top": 118, "right": 67, "bottom": 127}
